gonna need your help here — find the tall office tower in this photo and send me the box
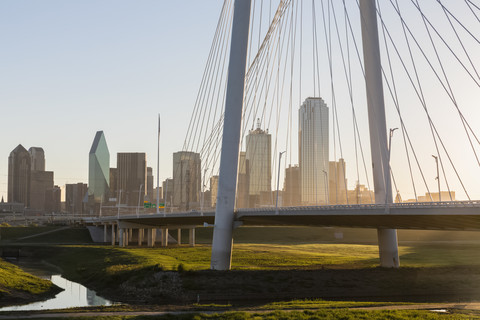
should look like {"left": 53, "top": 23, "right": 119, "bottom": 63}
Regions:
{"left": 162, "top": 178, "right": 174, "bottom": 207}
{"left": 329, "top": 159, "right": 347, "bottom": 205}
{"left": 299, "top": 97, "right": 329, "bottom": 205}
{"left": 146, "top": 167, "right": 154, "bottom": 202}
{"left": 28, "top": 147, "right": 45, "bottom": 171}
{"left": 117, "top": 153, "right": 147, "bottom": 207}
{"left": 283, "top": 165, "right": 301, "bottom": 207}
{"left": 88, "top": 131, "right": 110, "bottom": 211}
{"left": 245, "top": 121, "right": 271, "bottom": 207}
{"left": 210, "top": 175, "right": 219, "bottom": 208}
{"left": 30, "top": 170, "right": 54, "bottom": 212}
{"left": 65, "top": 183, "right": 88, "bottom": 215}
{"left": 236, "top": 151, "right": 250, "bottom": 208}
{"left": 8, "top": 144, "right": 31, "bottom": 206}
{"left": 172, "top": 151, "right": 201, "bottom": 210}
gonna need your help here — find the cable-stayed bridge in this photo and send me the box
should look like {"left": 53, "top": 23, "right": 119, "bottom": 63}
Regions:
{"left": 84, "top": 0, "right": 480, "bottom": 270}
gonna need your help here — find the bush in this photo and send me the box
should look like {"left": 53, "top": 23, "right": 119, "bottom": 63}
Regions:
{"left": 0, "top": 222, "right": 11, "bottom": 227}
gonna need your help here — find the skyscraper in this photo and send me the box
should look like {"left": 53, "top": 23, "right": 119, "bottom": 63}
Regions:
{"left": 28, "top": 147, "right": 45, "bottom": 171}
{"left": 30, "top": 170, "right": 54, "bottom": 212}
{"left": 146, "top": 167, "right": 154, "bottom": 202}
{"left": 27, "top": 146, "right": 54, "bottom": 212}
{"left": 8, "top": 144, "right": 31, "bottom": 206}
{"left": 88, "top": 131, "right": 110, "bottom": 210}
{"left": 66, "top": 183, "right": 88, "bottom": 215}
{"left": 117, "top": 153, "right": 146, "bottom": 206}
{"left": 172, "top": 151, "right": 201, "bottom": 210}
{"left": 329, "top": 159, "right": 347, "bottom": 205}
{"left": 245, "top": 121, "right": 271, "bottom": 206}
{"left": 236, "top": 151, "right": 250, "bottom": 208}
{"left": 299, "top": 97, "right": 329, "bottom": 205}
{"left": 283, "top": 164, "right": 301, "bottom": 206}
{"left": 210, "top": 175, "right": 219, "bottom": 208}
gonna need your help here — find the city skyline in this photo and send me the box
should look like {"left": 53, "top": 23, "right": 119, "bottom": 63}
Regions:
{"left": 2, "top": 1, "right": 480, "bottom": 202}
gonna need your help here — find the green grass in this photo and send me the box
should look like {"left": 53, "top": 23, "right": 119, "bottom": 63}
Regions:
{"left": 0, "top": 258, "right": 59, "bottom": 304}
{"left": 18, "top": 309, "right": 480, "bottom": 319}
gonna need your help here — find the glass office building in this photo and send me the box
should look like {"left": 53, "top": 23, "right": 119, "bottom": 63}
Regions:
{"left": 88, "top": 131, "right": 110, "bottom": 204}
{"left": 299, "top": 97, "right": 329, "bottom": 205}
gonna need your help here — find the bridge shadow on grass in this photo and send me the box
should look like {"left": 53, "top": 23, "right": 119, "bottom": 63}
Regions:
{"left": 179, "top": 265, "right": 480, "bottom": 305}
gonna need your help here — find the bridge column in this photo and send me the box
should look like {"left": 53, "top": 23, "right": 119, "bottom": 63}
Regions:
{"left": 111, "top": 224, "right": 116, "bottom": 246}
{"left": 119, "top": 228, "right": 125, "bottom": 247}
{"left": 161, "top": 228, "right": 168, "bottom": 247}
{"left": 137, "top": 229, "right": 143, "bottom": 246}
{"left": 103, "top": 224, "right": 107, "bottom": 243}
{"left": 177, "top": 229, "right": 182, "bottom": 245}
{"left": 189, "top": 228, "right": 196, "bottom": 247}
{"left": 210, "top": 0, "right": 252, "bottom": 271}
{"left": 360, "top": 0, "right": 399, "bottom": 268}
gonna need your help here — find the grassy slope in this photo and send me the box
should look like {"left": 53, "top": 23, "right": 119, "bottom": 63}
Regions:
{"left": 0, "top": 258, "right": 60, "bottom": 306}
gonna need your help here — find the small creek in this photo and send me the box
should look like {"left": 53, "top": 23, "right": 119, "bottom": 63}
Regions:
{"left": 0, "top": 259, "right": 117, "bottom": 311}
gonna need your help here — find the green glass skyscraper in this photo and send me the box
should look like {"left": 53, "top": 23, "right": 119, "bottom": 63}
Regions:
{"left": 88, "top": 131, "right": 110, "bottom": 212}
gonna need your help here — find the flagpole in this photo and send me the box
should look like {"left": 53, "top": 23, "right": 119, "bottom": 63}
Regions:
{"left": 156, "top": 114, "right": 160, "bottom": 214}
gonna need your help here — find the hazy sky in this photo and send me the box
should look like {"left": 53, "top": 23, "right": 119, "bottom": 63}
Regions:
{"left": 2, "top": 0, "right": 480, "bottom": 202}
{"left": 0, "top": 1, "right": 223, "bottom": 200}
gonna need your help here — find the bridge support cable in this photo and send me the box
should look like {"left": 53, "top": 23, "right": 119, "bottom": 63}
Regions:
{"left": 384, "top": 0, "right": 472, "bottom": 200}
{"left": 211, "top": 0, "right": 252, "bottom": 271}
{"left": 360, "top": 0, "right": 399, "bottom": 268}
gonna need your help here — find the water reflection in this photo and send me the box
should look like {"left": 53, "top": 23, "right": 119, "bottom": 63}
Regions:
{"left": 0, "top": 274, "right": 114, "bottom": 311}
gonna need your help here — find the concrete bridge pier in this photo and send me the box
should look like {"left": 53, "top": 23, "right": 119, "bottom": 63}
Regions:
{"left": 161, "top": 228, "right": 168, "bottom": 247}
{"left": 177, "top": 229, "right": 182, "bottom": 245}
{"left": 103, "top": 225, "right": 108, "bottom": 243}
{"left": 189, "top": 228, "right": 195, "bottom": 247}
{"left": 138, "top": 229, "right": 144, "bottom": 246}
{"left": 119, "top": 228, "right": 125, "bottom": 247}
{"left": 111, "top": 225, "right": 116, "bottom": 246}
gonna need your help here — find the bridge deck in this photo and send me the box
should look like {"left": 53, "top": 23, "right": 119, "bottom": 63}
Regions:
{"left": 84, "top": 201, "right": 480, "bottom": 231}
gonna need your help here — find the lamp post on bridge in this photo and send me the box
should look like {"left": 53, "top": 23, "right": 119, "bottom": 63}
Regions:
{"left": 275, "top": 151, "right": 286, "bottom": 215}
{"left": 432, "top": 155, "right": 441, "bottom": 202}
{"left": 136, "top": 184, "right": 144, "bottom": 217}
{"left": 385, "top": 128, "right": 398, "bottom": 207}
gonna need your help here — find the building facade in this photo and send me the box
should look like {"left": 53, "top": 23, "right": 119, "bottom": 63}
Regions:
{"left": 172, "top": 151, "right": 201, "bottom": 210}
{"left": 245, "top": 122, "right": 271, "bottom": 207}
{"left": 236, "top": 151, "right": 250, "bottom": 208}
{"left": 8, "top": 144, "right": 31, "bottom": 207}
{"left": 329, "top": 159, "right": 347, "bottom": 205}
{"left": 65, "top": 183, "right": 88, "bottom": 215}
{"left": 29, "top": 147, "right": 45, "bottom": 171}
{"left": 210, "top": 175, "right": 219, "bottom": 208}
{"left": 146, "top": 167, "right": 154, "bottom": 202}
{"left": 283, "top": 164, "right": 301, "bottom": 207}
{"left": 30, "top": 170, "right": 54, "bottom": 212}
{"left": 299, "top": 97, "right": 329, "bottom": 205}
{"left": 117, "top": 153, "right": 147, "bottom": 207}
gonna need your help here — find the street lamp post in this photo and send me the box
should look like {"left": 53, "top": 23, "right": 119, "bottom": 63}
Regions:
{"left": 275, "top": 151, "right": 286, "bottom": 215}
{"left": 432, "top": 155, "right": 441, "bottom": 202}
{"left": 385, "top": 128, "right": 398, "bottom": 207}
{"left": 323, "top": 170, "right": 329, "bottom": 205}
{"left": 136, "top": 184, "right": 144, "bottom": 217}
{"left": 117, "top": 190, "right": 122, "bottom": 219}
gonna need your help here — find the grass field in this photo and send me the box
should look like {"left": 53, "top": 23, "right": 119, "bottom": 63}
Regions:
{"left": 5, "top": 225, "right": 480, "bottom": 312}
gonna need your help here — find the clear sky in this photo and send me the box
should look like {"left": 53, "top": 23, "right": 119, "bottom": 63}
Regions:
{"left": 2, "top": 0, "right": 480, "bottom": 202}
{"left": 0, "top": 1, "right": 224, "bottom": 200}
